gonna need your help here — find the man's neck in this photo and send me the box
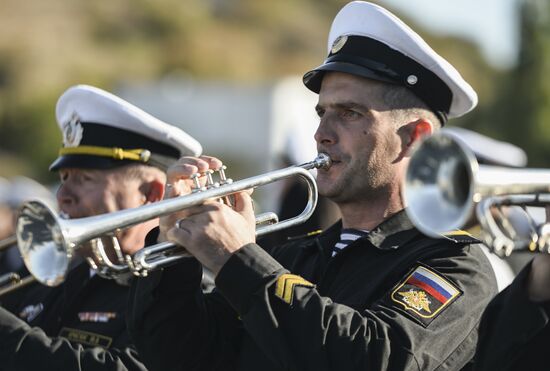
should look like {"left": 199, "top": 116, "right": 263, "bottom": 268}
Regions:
{"left": 339, "top": 187, "right": 404, "bottom": 230}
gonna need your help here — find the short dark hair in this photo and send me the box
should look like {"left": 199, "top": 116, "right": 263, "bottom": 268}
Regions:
{"left": 381, "top": 85, "right": 442, "bottom": 129}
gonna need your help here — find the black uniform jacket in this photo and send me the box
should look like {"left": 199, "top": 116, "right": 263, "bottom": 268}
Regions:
{"left": 128, "top": 210, "right": 497, "bottom": 371}
{"left": 0, "top": 262, "right": 147, "bottom": 371}
{"left": 472, "top": 260, "right": 550, "bottom": 371}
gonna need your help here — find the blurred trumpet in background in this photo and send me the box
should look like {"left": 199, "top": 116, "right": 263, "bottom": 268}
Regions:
{"left": 404, "top": 130, "right": 550, "bottom": 257}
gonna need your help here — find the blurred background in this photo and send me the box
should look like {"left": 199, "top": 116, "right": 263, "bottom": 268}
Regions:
{"left": 0, "top": 0, "right": 548, "bottom": 198}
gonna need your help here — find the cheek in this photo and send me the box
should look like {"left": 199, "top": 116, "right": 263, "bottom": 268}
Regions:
{"left": 113, "top": 183, "right": 144, "bottom": 210}
{"left": 386, "top": 132, "right": 403, "bottom": 158}
{"left": 94, "top": 190, "right": 118, "bottom": 213}
{"left": 372, "top": 126, "right": 399, "bottom": 155}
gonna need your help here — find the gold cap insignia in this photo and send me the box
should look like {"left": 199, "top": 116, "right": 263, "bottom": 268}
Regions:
{"left": 63, "top": 113, "right": 84, "bottom": 148}
{"left": 331, "top": 35, "right": 348, "bottom": 54}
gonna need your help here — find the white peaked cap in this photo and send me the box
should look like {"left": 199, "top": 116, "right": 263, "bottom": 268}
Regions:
{"left": 304, "top": 1, "right": 478, "bottom": 122}
{"left": 50, "top": 84, "right": 202, "bottom": 171}
{"left": 445, "top": 127, "right": 527, "bottom": 167}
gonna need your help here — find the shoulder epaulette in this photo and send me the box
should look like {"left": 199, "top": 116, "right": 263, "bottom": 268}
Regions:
{"left": 441, "top": 230, "right": 481, "bottom": 244}
{"left": 286, "top": 229, "right": 323, "bottom": 242}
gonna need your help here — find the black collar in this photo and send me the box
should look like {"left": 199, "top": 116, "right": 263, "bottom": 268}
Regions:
{"left": 316, "top": 209, "right": 421, "bottom": 251}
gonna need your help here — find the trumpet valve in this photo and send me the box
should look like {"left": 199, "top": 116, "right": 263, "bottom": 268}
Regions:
{"left": 204, "top": 169, "right": 220, "bottom": 189}
{"left": 190, "top": 173, "right": 207, "bottom": 193}
{"left": 217, "top": 165, "right": 233, "bottom": 185}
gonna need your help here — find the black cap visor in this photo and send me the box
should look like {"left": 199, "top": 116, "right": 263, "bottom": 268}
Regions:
{"left": 49, "top": 122, "right": 181, "bottom": 171}
{"left": 303, "top": 61, "right": 398, "bottom": 94}
{"left": 302, "top": 36, "right": 452, "bottom": 124}
{"left": 49, "top": 154, "right": 137, "bottom": 171}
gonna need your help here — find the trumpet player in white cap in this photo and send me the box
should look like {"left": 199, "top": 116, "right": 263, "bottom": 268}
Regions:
{"left": 0, "top": 84, "right": 201, "bottom": 371}
{"left": 127, "top": 2, "right": 498, "bottom": 370}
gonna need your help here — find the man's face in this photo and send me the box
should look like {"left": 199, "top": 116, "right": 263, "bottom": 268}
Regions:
{"left": 314, "top": 72, "right": 404, "bottom": 204}
{"left": 57, "top": 167, "right": 144, "bottom": 219}
{"left": 56, "top": 167, "right": 148, "bottom": 255}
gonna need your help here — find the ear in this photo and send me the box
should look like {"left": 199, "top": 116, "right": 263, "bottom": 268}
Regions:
{"left": 404, "top": 119, "right": 433, "bottom": 155}
{"left": 141, "top": 179, "right": 165, "bottom": 204}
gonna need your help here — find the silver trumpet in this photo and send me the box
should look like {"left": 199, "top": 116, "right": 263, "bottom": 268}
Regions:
{"left": 403, "top": 130, "right": 550, "bottom": 256}
{"left": 16, "top": 153, "right": 331, "bottom": 286}
{"left": 0, "top": 273, "right": 35, "bottom": 297}
{"left": 131, "top": 210, "right": 280, "bottom": 277}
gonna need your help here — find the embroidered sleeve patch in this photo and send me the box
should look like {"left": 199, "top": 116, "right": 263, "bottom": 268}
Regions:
{"left": 390, "top": 265, "right": 462, "bottom": 326}
{"left": 274, "top": 273, "right": 315, "bottom": 305}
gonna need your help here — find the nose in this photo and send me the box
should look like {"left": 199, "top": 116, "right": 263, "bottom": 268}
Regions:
{"left": 314, "top": 116, "right": 337, "bottom": 146}
{"left": 56, "top": 180, "right": 77, "bottom": 210}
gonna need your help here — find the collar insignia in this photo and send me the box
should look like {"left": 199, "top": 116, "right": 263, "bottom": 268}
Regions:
{"left": 63, "top": 113, "right": 84, "bottom": 148}
{"left": 19, "top": 303, "right": 44, "bottom": 322}
{"left": 287, "top": 229, "right": 323, "bottom": 242}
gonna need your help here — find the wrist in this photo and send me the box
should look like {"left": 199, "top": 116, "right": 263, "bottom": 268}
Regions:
{"left": 527, "top": 255, "right": 550, "bottom": 302}
{"left": 206, "top": 249, "right": 234, "bottom": 277}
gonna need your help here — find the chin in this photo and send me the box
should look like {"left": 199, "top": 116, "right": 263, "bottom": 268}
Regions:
{"left": 318, "top": 182, "right": 339, "bottom": 199}
{"left": 318, "top": 171, "right": 339, "bottom": 188}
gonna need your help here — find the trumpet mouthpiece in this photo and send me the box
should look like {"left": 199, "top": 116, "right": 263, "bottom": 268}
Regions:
{"left": 315, "top": 153, "right": 332, "bottom": 170}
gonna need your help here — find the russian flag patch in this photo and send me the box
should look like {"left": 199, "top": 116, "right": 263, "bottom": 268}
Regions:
{"left": 390, "top": 265, "right": 461, "bottom": 326}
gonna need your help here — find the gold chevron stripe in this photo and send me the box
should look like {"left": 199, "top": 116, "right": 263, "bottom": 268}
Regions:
{"left": 275, "top": 274, "right": 314, "bottom": 304}
{"left": 282, "top": 278, "right": 305, "bottom": 303}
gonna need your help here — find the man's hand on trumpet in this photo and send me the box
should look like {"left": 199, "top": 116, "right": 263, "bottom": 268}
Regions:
{"left": 160, "top": 155, "right": 257, "bottom": 276}
{"left": 159, "top": 155, "right": 222, "bottom": 242}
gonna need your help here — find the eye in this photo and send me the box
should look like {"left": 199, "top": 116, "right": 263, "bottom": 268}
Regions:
{"left": 75, "top": 170, "right": 96, "bottom": 183}
{"left": 341, "top": 109, "right": 361, "bottom": 120}
{"left": 59, "top": 171, "right": 68, "bottom": 183}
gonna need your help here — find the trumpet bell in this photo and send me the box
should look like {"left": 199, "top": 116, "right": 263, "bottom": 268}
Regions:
{"left": 404, "top": 130, "right": 550, "bottom": 239}
{"left": 16, "top": 201, "right": 71, "bottom": 287}
{"left": 404, "top": 131, "right": 477, "bottom": 237}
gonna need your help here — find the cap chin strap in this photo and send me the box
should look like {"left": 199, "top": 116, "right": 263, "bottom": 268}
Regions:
{"left": 59, "top": 146, "right": 151, "bottom": 163}
{"left": 58, "top": 146, "right": 176, "bottom": 170}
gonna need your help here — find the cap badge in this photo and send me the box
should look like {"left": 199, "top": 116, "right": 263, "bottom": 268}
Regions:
{"left": 63, "top": 113, "right": 84, "bottom": 148}
{"left": 330, "top": 35, "right": 348, "bottom": 54}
